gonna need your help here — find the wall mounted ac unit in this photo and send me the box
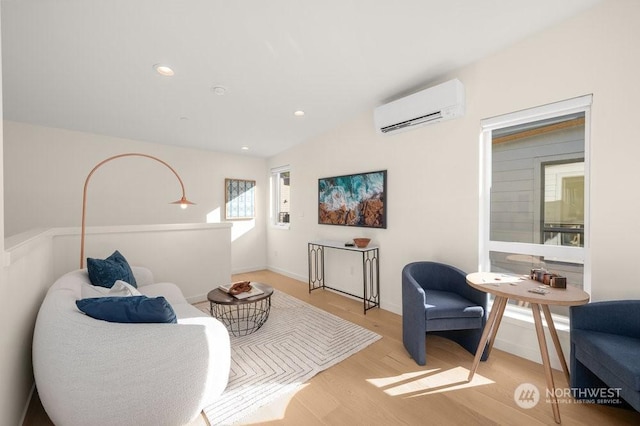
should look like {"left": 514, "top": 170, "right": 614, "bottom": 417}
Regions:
{"left": 374, "top": 78, "right": 465, "bottom": 135}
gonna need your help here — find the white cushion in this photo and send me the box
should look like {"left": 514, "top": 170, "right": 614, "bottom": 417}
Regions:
{"left": 80, "top": 280, "right": 142, "bottom": 299}
{"left": 111, "top": 280, "right": 142, "bottom": 296}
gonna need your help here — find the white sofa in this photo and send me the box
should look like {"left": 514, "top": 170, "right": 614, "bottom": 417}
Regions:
{"left": 32, "top": 267, "right": 230, "bottom": 426}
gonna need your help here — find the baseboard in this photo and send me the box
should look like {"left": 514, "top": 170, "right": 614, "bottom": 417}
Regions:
{"left": 265, "top": 267, "right": 400, "bottom": 315}
{"left": 380, "top": 300, "right": 401, "bottom": 316}
{"left": 266, "top": 266, "right": 307, "bottom": 283}
{"left": 232, "top": 265, "right": 268, "bottom": 275}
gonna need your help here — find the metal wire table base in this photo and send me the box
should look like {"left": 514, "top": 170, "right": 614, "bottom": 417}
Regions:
{"left": 210, "top": 297, "right": 272, "bottom": 336}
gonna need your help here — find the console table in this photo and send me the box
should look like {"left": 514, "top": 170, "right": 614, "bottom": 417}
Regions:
{"left": 308, "top": 240, "right": 380, "bottom": 314}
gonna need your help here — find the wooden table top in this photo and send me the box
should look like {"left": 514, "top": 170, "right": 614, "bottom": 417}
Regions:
{"left": 207, "top": 282, "right": 274, "bottom": 305}
{"left": 466, "top": 272, "right": 590, "bottom": 306}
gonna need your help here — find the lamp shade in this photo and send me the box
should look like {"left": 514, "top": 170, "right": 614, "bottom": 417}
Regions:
{"left": 171, "top": 196, "right": 196, "bottom": 209}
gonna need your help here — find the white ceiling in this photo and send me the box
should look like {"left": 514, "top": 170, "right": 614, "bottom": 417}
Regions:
{"left": 1, "top": 0, "right": 601, "bottom": 158}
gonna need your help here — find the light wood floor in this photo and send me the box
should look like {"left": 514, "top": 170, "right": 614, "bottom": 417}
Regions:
{"left": 24, "top": 270, "right": 640, "bottom": 425}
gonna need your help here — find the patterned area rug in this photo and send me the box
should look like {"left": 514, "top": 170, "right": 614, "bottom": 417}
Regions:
{"left": 196, "top": 289, "right": 381, "bottom": 425}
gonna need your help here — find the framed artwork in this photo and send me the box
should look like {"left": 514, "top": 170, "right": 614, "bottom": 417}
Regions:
{"left": 225, "top": 178, "right": 256, "bottom": 219}
{"left": 318, "top": 170, "right": 386, "bottom": 228}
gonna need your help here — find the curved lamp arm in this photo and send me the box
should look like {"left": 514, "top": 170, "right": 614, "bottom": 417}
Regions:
{"left": 80, "top": 153, "right": 195, "bottom": 268}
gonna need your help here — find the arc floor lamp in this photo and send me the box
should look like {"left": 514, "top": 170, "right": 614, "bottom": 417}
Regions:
{"left": 80, "top": 153, "right": 195, "bottom": 268}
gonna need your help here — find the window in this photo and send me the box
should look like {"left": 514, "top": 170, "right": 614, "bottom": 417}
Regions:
{"left": 271, "top": 166, "right": 290, "bottom": 227}
{"left": 224, "top": 178, "right": 256, "bottom": 219}
{"left": 480, "top": 96, "right": 591, "bottom": 315}
{"left": 542, "top": 161, "right": 584, "bottom": 247}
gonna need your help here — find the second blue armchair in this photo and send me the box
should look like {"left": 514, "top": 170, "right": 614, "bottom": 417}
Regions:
{"left": 570, "top": 300, "right": 640, "bottom": 411}
{"left": 402, "top": 261, "right": 488, "bottom": 365}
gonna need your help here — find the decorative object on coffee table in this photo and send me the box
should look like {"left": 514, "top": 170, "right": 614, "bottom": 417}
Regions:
{"left": 228, "top": 280, "right": 252, "bottom": 294}
{"left": 208, "top": 282, "right": 274, "bottom": 336}
{"left": 218, "top": 281, "right": 264, "bottom": 300}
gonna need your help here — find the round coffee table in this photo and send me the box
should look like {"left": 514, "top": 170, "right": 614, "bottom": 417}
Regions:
{"left": 207, "top": 282, "right": 274, "bottom": 336}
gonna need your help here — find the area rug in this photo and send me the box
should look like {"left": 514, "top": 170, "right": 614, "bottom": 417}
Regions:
{"left": 195, "top": 289, "right": 381, "bottom": 425}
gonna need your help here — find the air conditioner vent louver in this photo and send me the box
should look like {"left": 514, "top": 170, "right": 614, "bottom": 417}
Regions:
{"left": 374, "top": 79, "right": 465, "bottom": 136}
{"left": 380, "top": 111, "right": 443, "bottom": 133}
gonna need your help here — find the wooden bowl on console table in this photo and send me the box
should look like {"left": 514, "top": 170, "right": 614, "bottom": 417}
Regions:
{"left": 353, "top": 238, "right": 371, "bottom": 248}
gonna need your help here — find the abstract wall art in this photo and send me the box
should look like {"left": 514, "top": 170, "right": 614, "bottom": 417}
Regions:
{"left": 318, "top": 170, "right": 386, "bottom": 228}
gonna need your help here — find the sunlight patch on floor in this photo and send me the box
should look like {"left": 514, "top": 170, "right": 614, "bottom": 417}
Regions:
{"left": 368, "top": 366, "right": 494, "bottom": 398}
{"left": 240, "top": 383, "right": 310, "bottom": 424}
{"left": 367, "top": 369, "right": 440, "bottom": 388}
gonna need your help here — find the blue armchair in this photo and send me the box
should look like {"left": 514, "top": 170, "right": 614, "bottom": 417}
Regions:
{"left": 402, "top": 261, "right": 488, "bottom": 365}
{"left": 570, "top": 300, "right": 640, "bottom": 411}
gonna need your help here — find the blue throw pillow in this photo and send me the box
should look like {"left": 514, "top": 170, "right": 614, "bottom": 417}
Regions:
{"left": 76, "top": 296, "right": 177, "bottom": 324}
{"left": 87, "top": 250, "right": 137, "bottom": 288}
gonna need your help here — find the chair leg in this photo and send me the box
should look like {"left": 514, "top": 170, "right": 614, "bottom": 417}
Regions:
{"left": 402, "top": 318, "right": 427, "bottom": 365}
{"left": 570, "top": 345, "right": 610, "bottom": 399}
{"left": 403, "top": 333, "right": 426, "bottom": 365}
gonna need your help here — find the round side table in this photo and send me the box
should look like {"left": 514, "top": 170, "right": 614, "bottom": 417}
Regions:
{"left": 207, "top": 282, "right": 274, "bottom": 336}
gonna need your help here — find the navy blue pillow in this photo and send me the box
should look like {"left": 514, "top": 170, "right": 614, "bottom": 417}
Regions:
{"left": 87, "top": 250, "right": 137, "bottom": 288}
{"left": 76, "top": 296, "right": 177, "bottom": 324}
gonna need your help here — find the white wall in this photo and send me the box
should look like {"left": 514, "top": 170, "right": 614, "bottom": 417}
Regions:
{"left": 267, "top": 0, "right": 640, "bottom": 365}
{"left": 0, "top": 7, "right": 27, "bottom": 425}
{"left": 1, "top": 233, "right": 53, "bottom": 426}
{"left": 50, "top": 223, "right": 232, "bottom": 302}
{"left": 3, "top": 122, "right": 267, "bottom": 273}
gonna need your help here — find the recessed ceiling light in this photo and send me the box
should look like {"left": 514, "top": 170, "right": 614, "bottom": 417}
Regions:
{"left": 241, "top": 146, "right": 250, "bottom": 151}
{"left": 212, "top": 86, "right": 227, "bottom": 96}
{"left": 153, "top": 64, "right": 174, "bottom": 76}
{"left": 294, "top": 110, "right": 305, "bottom": 117}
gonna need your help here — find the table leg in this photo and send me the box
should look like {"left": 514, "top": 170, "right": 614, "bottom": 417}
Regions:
{"left": 531, "top": 303, "right": 561, "bottom": 424}
{"left": 483, "top": 296, "right": 508, "bottom": 360}
{"left": 541, "top": 304, "right": 570, "bottom": 385}
{"left": 362, "top": 248, "right": 380, "bottom": 314}
{"left": 362, "top": 252, "right": 367, "bottom": 314}
{"left": 308, "top": 244, "right": 325, "bottom": 292}
{"left": 468, "top": 296, "right": 508, "bottom": 381}
{"left": 307, "top": 243, "right": 312, "bottom": 292}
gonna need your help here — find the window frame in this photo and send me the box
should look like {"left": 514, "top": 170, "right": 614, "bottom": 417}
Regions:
{"left": 479, "top": 95, "right": 592, "bottom": 295}
{"left": 270, "top": 165, "right": 291, "bottom": 229}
